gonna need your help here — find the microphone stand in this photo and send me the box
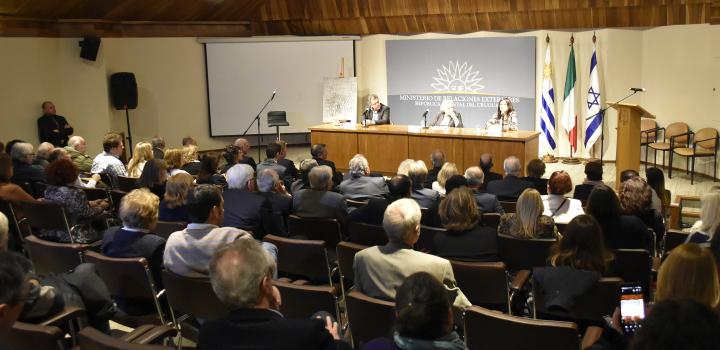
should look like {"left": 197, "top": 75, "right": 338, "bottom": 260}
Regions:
{"left": 422, "top": 111, "right": 429, "bottom": 129}
{"left": 585, "top": 89, "right": 639, "bottom": 165}
{"left": 242, "top": 92, "right": 275, "bottom": 162}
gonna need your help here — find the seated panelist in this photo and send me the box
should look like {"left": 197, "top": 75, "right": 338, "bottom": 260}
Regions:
{"left": 430, "top": 100, "right": 463, "bottom": 128}
{"left": 362, "top": 94, "right": 390, "bottom": 125}
{"left": 486, "top": 97, "right": 519, "bottom": 131}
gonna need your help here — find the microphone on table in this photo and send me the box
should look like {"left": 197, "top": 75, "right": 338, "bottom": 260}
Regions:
{"left": 363, "top": 107, "right": 370, "bottom": 127}
{"left": 629, "top": 87, "right": 646, "bottom": 92}
{"left": 422, "top": 109, "right": 429, "bottom": 129}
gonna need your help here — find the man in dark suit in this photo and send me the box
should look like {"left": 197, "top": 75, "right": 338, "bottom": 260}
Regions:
{"left": 349, "top": 175, "right": 412, "bottom": 226}
{"left": 276, "top": 140, "right": 298, "bottom": 180}
{"left": 199, "top": 239, "right": 351, "bottom": 350}
{"left": 37, "top": 101, "right": 73, "bottom": 147}
{"left": 424, "top": 149, "right": 445, "bottom": 188}
{"left": 311, "top": 143, "right": 342, "bottom": 186}
{"left": 522, "top": 158, "right": 548, "bottom": 195}
{"left": 233, "top": 138, "right": 257, "bottom": 171}
{"left": 407, "top": 160, "right": 442, "bottom": 227}
{"left": 222, "top": 164, "right": 266, "bottom": 235}
{"left": 257, "top": 168, "right": 292, "bottom": 216}
{"left": 292, "top": 165, "right": 348, "bottom": 227}
{"left": 361, "top": 94, "right": 390, "bottom": 125}
{"left": 479, "top": 153, "right": 502, "bottom": 189}
{"left": 338, "top": 155, "right": 388, "bottom": 200}
{"left": 150, "top": 136, "right": 165, "bottom": 160}
{"left": 487, "top": 156, "right": 533, "bottom": 201}
{"left": 464, "top": 166, "right": 504, "bottom": 214}
{"left": 573, "top": 160, "right": 604, "bottom": 201}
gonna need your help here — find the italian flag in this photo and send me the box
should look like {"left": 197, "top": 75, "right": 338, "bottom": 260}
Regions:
{"left": 561, "top": 41, "right": 577, "bottom": 154}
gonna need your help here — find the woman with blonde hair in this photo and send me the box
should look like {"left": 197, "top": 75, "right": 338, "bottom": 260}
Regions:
{"left": 431, "top": 162, "right": 458, "bottom": 196}
{"left": 434, "top": 187, "right": 498, "bottom": 262}
{"left": 163, "top": 148, "right": 190, "bottom": 176}
{"left": 396, "top": 159, "right": 414, "bottom": 176}
{"left": 498, "top": 188, "right": 557, "bottom": 239}
{"left": 127, "top": 142, "right": 153, "bottom": 178}
{"left": 159, "top": 173, "right": 193, "bottom": 222}
{"left": 180, "top": 145, "right": 202, "bottom": 175}
{"left": 687, "top": 190, "right": 720, "bottom": 246}
{"left": 656, "top": 243, "right": 720, "bottom": 310}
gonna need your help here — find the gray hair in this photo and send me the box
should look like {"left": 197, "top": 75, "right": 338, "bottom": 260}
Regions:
{"left": 367, "top": 94, "right": 379, "bottom": 104}
{"left": 503, "top": 156, "right": 522, "bottom": 176}
{"left": 383, "top": 198, "right": 421, "bottom": 244}
{"left": 349, "top": 154, "right": 369, "bottom": 178}
{"left": 36, "top": 142, "right": 54, "bottom": 158}
{"left": 68, "top": 136, "right": 85, "bottom": 148}
{"left": 464, "top": 166, "right": 485, "bottom": 187}
{"left": 209, "top": 239, "right": 274, "bottom": 308}
{"left": 299, "top": 158, "right": 318, "bottom": 172}
{"left": 233, "top": 138, "right": 249, "bottom": 148}
{"left": 407, "top": 160, "right": 428, "bottom": 188}
{"left": 309, "top": 165, "right": 333, "bottom": 190}
{"left": 10, "top": 142, "right": 33, "bottom": 161}
{"left": 430, "top": 150, "right": 446, "bottom": 168}
{"left": 226, "top": 164, "right": 254, "bottom": 190}
{"left": 397, "top": 159, "right": 414, "bottom": 176}
{"left": 257, "top": 168, "right": 279, "bottom": 193}
{"left": 119, "top": 189, "right": 160, "bottom": 229}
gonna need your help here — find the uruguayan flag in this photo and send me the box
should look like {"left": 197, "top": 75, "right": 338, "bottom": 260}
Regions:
{"left": 584, "top": 43, "right": 602, "bottom": 153}
{"left": 539, "top": 44, "right": 556, "bottom": 153}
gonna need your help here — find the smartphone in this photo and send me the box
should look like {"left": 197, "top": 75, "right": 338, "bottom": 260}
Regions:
{"left": 619, "top": 283, "right": 645, "bottom": 335}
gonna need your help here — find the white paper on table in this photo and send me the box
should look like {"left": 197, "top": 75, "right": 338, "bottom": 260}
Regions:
{"left": 486, "top": 124, "right": 502, "bottom": 136}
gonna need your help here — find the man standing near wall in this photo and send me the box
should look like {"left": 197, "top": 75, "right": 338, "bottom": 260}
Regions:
{"left": 37, "top": 101, "right": 73, "bottom": 147}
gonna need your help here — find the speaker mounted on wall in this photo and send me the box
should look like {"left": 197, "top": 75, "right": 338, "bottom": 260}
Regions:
{"left": 110, "top": 72, "right": 138, "bottom": 110}
{"left": 79, "top": 36, "right": 101, "bottom": 61}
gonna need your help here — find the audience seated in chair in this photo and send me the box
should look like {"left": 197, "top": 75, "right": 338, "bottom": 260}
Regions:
{"left": 311, "top": 143, "right": 342, "bottom": 187}
{"left": 618, "top": 177, "right": 665, "bottom": 240}
{"left": 348, "top": 175, "right": 411, "bottom": 226}
{"left": 407, "top": 160, "right": 441, "bottom": 211}
{"left": 32, "top": 142, "right": 53, "bottom": 169}
{"left": 0, "top": 153, "right": 38, "bottom": 209}
{"left": 479, "top": 153, "right": 502, "bottom": 190}
{"left": 656, "top": 243, "right": 720, "bottom": 310}
{"left": 363, "top": 272, "right": 464, "bottom": 350}
{"left": 646, "top": 167, "right": 670, "bottom": 218}
{"left": 338, "top": 155, "right": 388, "bottom": 200}
{"left": 65, "top": 136, "right": 93, "bottom": 173}
{"left": 91, "top": 132, "right": 127, "bottom": 178}
{"left": 199, "top": 239, "right": 351, "bottom": 350}
{"left": 163, "top": 148, "right": 190, "bottom": 177}
{"left": 180, "top": 145, "right": 202, "bottom": 175}
{"left": 163, "top": 184, "right": 277, "bottom": 278}
{"left": 431, "top": 162, "right": 458, "bottom": 197}
{"left": 424, "top": 150, "right": 445, "bottom": 189}
{"left": 573, "top": 160, "right": 604, "bottom": 202}
{"left": 222, "top": 164, "right": 266, "bottom": 234}
{"left": 49, "top": 148, "right": 100, "bottom": 189}
{"left": 0, "top": 251, "right": 31, "bottom": 341}
{"left": 233, "top": 138, "right": 257, "bottom": 171}
{"left": 396, "top": 159, "right": 414, "bottom": 177}
{"left": 126, "top": 142, "right": 153, "bottom": 178}
{"left": 542, "top": 170, "right": 585, "bottom": 224}
{"left": 40, "top": 159, "right": 109, "bottom": 243}
{"left": 521, "top": 158, "right": 548, "bottom": 195}
{"left": 585, "top": 185, "right": 650, "bottom": 250}
{"left": 435, "top": 187, "right": 499, "bottom": 262}
{"left": 629, "top": 299, "right": 720, "bottom": 350}
{"left": 196, "top": 154, "right": 227, "bottom": 188}
{"left": 158, "top": 173, "right": 193, "bottom": 223}
{"left": 292, "top": 165, "right": 348, "bottom": 227}
{"left": 257, "top": 168, "right": 292, "bottom": 217}
{"left": 150, "top": 136, "right": 165, "bottom": 161}
{"left": 290, "top": 159, "right": 317, "bottom": 194}
{"left": 102, "top": 188, "right": 166, "bottom": 316}
{"left": 685, "top": 190, "right": 720, "bottom": 246}
{"left": 464, "top": 166, "right": 503, "bottom": 214}
{"left": 486, "top": 156, "right": 533, "bottom": 201}
{"left": 257, "top": 141, "right": 288, "bottom": 179}
{"left": 498, "top": 188, "right": 557, "bottom": 239}
{"left": 352, "top": 198, "right": 471, "bottom": 310}
{"left": 220, "top": 144, "right": 241, "bottom": 174}
{"left": 136, "top": 159, "right": 168, "bottom": 199}
{"left": 276, "top": 140, "right": 298, "bottom": 180}
{"left": 9, "top": 142, "right": 45, "bottom": 184}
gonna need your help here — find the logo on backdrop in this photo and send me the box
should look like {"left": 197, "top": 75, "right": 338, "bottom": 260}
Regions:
{"left": 431, "top": 60, "right": 485, "bottom": 93}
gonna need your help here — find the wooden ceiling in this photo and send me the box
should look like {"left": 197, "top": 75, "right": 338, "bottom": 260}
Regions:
{"left": 0, "top": 0, "right": 718, "bottom": 37}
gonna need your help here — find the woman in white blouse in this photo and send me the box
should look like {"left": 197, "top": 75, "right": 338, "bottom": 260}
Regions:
{"left": 542, "top": 170, "right": 584, "bottom": 224}
{"left": 486, "top": 97, "right": 519, "bottom": 131}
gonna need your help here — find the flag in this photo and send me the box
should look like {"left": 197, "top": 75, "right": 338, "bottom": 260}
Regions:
{"left": 539, "top": 43, "right": 556, "bottom": 153}
{"left": 561, "top": 38, "right": 577, "bottom": 154}
{"left": 584, "top": 40, "right": 602, "bottom": 153}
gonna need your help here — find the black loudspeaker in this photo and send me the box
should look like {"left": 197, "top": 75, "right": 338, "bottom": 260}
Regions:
{"left": 110, "top": 72, "right": 138, "bottom": 110}
{"left": 79, "top": 36, "right": 101, "bottom": 61}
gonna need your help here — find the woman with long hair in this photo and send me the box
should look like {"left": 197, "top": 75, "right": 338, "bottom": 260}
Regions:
{"left": 618, "top": 177, "right": 665, "bottom": 243}
{"left": 163, "top": 148, "right": 190, "bottom": 176}
{"left": 159, "top": 172, "right": 193, "bottom": 222}
{"left": 127, "top": 142, "right": 153, "bottom": 178}
{"left": 548, "top": 214, "right": 615, "bottom": 274}
{"left": 586, "top": 185, "right": 651, "bottom": 250}
{"left": 686, "top": 190, "right": 720, "bottom": 246}
{"left": 646, "top": 167, "right": 669, "bottom": 217}
{"left": 498, "top": 188, "right": 557, "bottom": 239}
{"left": 485, "top": 97, "right": 518, "bottom": 131}
{"left": 434, "top": 187, "right": 498, "bottom": 262}
{"left": 656, "top": 243, "right": 720, "bottom": 310}
{"left": 136, "top": 159, "right": 169, "bottom": 199}
{"left": 431, "top": 162, "right": 458, "bottom": 196}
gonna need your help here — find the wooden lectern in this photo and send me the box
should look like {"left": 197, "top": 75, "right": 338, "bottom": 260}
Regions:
{"left": 610, "top": 102, "right": 655, "bottom": 187}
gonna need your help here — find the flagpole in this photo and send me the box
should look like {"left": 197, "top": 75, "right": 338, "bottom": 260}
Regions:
{"left": 542, "top": 34, "right": 558, "bottom": 163}
{"left": 562, "top": 34, "right": 580, "bottom": 165}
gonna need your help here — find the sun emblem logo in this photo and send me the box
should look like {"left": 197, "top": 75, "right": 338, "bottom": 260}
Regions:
{"left": 431, "top": 60, "right": 485, "bottom": 93}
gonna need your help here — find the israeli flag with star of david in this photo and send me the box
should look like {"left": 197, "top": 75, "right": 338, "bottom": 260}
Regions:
{"left": 539, "top": 44, "right": 557, "bottom": 153}
{"left": 584, "top": 43, "right": 602, "bottom": 153}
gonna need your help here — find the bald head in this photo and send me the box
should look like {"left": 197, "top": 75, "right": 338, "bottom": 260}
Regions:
{"left": 68, "top": 136, "right": 87, "bottom": 153}
{"left": 36, "top": 142, "right": 54, "bottom": 159}
{"left": 479, "top": 153, "right": 493, "bottom": 171}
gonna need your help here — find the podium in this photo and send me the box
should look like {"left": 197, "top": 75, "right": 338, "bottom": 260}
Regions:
{"left": 610, "top": 102, "right": 655, "bottom": 187}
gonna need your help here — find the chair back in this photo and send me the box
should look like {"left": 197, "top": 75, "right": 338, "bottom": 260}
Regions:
{"left": 346, "top": 199, "right": 368, "bottom": 208}
{"left": 19, "top": 201, "right": 71, "bottom": 233}
{"left": 500, "top": 201, "right": 516, "bottom": 213}
{"left": 110, "top": 190, "right": 128, "bottom": 216}
{"left": 99, "top": 172, "right": 116, "bottom": 189}
{"left": 117, "top": 176, "right": 138, "bottom": 192}
{"left": 534, "top": 277, "right": 622, "bottom": 324}
{"left": 464, "top": 305, "right": 579, "bottom": 350}
{"left": 666, "top": 122, "right": 689, "bottom": 144}
{"left": 267, "top": 111, "right": 289, "bottom": 127}
{"left": 263, "top": 234, "right": 331, "bottom": 283}
{"left": 24, "top": 235, "right": 90, "bottom": 275}
{"left": 161, "top": 270, "right": 227, "bottom": 321}
{"left": 641, "top": 119, "right": 657, "bottom": 144}
{"left": 416, "top": 225, "right": 445, "bottom": 253}
{"left": 0, "top": 198, "right": 26, "bottom": 251}
{"left": 451, "top": 260, "right": 509, "bottom": 311}
{"left": 78, "top": 326, "right": 172, "bottom": 350}
{"left": 83, "top": 251, "right": 165, "bottom": 323}
{"left": 613, "top": 249, "right": 652, "bottom": 297}
{"left": 663, "top": 229, "right": 689, "bottom": 255}
{"left": 694, "top": 127, "right": 718, "bottom": 150}
{"left": 154, "top": 221, "right": 186, "bottom": 240}
{"left": 260, "top": 206, "right": 287, "bottom": 237}
{"left": 83, "top": 187, "right": 109, "bottom": 201}
{"left": 31, "top": 182, "right": 48, "bottom": 198}
{"left": 336, "top": 241, "right": 368, "bottom": 285}
{"left": 287, "top": 214, "right": 342, "bottom": 248}
{"left": 481, "top": 213, "right": 501, "bottom": 230}
{"left": 273, "top": 280, "right": 338, "bottom": 320}
{"left": 7, "top": 322, "right": 65, "bottom": 350}
{"left": 348, "top": 221, "right": 388, "bottom": 246}
{"left": 498, "top": 234, "right": 555, "bottom": 271}
{"left": 346, "top": 291, "right": 395, "bottom": 349}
